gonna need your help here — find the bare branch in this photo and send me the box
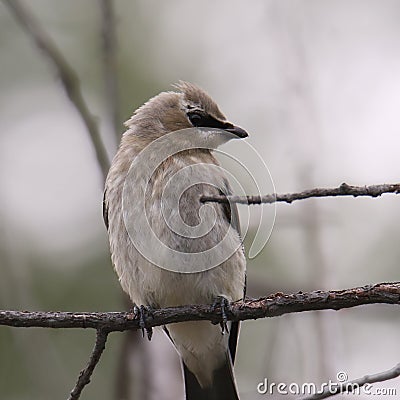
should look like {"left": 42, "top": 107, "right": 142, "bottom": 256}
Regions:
{"left": 68, "top": 329, "right": 109, "bottom": 400}
{"left": 4, "top": 0, "right": 110, "bottom": 182}
{"left": 1, "top": 282, "right": 399, "bottom": 332}
{"left": 302, "top": 362, "right": 400, "bottom": 400}
{"left": 99, "top": 0, "right": 120, "bottom": 143}
{"left": 201, "top": 182, "right": 400, "bottom": 205}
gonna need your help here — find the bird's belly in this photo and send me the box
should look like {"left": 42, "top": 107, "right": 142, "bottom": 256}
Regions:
{"left": 136, "top": 254, "right": 244, "bottom": 308}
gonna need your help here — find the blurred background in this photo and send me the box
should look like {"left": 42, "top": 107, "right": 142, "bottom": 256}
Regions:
{"left": 1, "top": 1, "right": 400, "bottom": 399}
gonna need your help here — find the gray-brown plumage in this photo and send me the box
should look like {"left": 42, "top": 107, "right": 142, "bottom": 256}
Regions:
{"left": 104, "top": 82, "right": 247, "bottom": 400}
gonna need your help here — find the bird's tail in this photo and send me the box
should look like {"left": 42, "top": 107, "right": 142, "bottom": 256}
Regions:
{"left": 183, "top": 353, "right": 239, "bottom": 400}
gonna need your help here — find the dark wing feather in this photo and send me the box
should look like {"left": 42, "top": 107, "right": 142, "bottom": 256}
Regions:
{"left": 219, "top": 179, "right": 246, "bottom": 298}
{"left": 102, "top": 189, "right": 109, "bottom": 230}
{"left": 219, "top": 179, "right": 246, "bottom": 364}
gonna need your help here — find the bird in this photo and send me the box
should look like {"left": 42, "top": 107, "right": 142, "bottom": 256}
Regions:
{"left": 103, "top": 81, "right": 247, "bottom": 400}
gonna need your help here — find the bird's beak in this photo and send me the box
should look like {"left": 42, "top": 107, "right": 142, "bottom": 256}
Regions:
{"left": 224, "top": 124, "right": 248, "bottom": 138}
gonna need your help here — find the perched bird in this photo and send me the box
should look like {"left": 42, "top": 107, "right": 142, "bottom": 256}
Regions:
{"left": 103, "top": 82, "right": 247, "bottom": 400}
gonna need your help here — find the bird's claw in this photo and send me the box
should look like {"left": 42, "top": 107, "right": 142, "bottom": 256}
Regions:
{"left": 130, "top": 304, "right": 153, "bottom": 340}
{"left": 211, "top": 296, "right": 230, "bottom": 335}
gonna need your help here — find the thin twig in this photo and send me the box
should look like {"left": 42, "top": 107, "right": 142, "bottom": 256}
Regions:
{"left": 1, "top": 282, "right": 399, "bottom": 331}
{"left": 99, "top": 0, "right": 120, "bottom": 143}
{"left": 201, "top": 182, "right": 400, "bottom": 204}
{"left": 302, "top": 362, "right": 400, "bottom": 400}
{"left": 4, "top": 0, "right": 110, "bottom": 182}
{"left": 68, "top": 329, "right": 109, "bottom": 400}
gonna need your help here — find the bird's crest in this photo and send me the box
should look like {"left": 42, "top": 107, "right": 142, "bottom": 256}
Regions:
{"left": 174, "top": 81, "right": 226, "bottom": 120}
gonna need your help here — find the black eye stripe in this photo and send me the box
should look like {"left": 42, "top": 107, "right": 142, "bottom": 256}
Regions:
{"left": 187, "top": 112, "right": 230, "bottom": 129}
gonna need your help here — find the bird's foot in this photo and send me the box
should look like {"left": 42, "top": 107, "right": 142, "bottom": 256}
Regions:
{"left": 128, "top": 304, "right": 153, "bottom": 340}
{"left": 211, "top": 296, "right": 231, "bottom": 335}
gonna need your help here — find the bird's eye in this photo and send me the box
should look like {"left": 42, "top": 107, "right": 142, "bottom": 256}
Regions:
{"left": 188, "top": 113, "right": 203, "bottom": 127}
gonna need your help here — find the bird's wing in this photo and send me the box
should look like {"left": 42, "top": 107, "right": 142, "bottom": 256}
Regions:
{"left": 220, "top": 178, "right": 246, "bottom": 296}
{"left": 219, "top": 179, "right": 240, "bottom": 236}
{"left": 219, "top": 179, "right": 246, "bottom": 364}
{"left": 102, "top": 189, "right": 109, "bottom": 230}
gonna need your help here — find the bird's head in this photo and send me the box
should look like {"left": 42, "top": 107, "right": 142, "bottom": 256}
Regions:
{"left": 124, "top": 81, "right": 248, "bottom": 146}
